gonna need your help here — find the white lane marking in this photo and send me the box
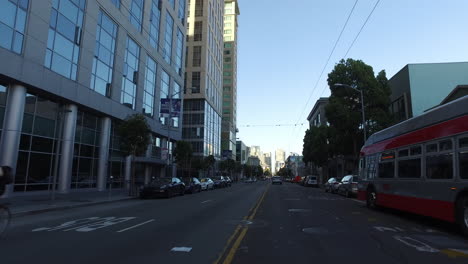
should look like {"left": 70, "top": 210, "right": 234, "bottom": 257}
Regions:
{"left": 350, "top": 199, "right": 365, "bottom": 204}
{"left": 75, "top": 217, "right": 136, "bottom": 232}
{"left": 32, "top": 217, "right": 102, "bottom": 232}
{"left": 171, "top": 247, "right": 192, "bottom": 252}
{"left": 63, "top": 217, "right": 117, "bottom": 231}
{"left": 117, "top": 219, "right": 155, "bottom": 233}
{"left": 201, "top": 200, "right": 212, "bottom": 204}
{"left": 393, "top": 236, "right": 439, "bottom": 253}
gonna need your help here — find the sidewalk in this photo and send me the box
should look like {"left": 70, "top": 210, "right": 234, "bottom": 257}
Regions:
{"left": 2, "top": 189, "right": 136, "bottom": 217}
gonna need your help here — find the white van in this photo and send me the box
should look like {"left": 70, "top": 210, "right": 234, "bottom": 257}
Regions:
{"left": 305, "top": 175, "right": 318, "bottom": 187}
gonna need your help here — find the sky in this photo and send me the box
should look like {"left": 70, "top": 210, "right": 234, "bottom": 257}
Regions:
{"left": 235, "top": 0, "right": 468, "bottom": 156}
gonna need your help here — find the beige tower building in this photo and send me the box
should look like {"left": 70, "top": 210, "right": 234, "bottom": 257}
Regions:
{"left": 221, "top": 0, "right": 240, "bottom": 159}
{"left": 184, "top": 0, "right": 225, "bottom": 157}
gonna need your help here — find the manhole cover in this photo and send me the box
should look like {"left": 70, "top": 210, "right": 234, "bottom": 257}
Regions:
{"left": 288, "top": 209, "right": 311, "bottom": 213}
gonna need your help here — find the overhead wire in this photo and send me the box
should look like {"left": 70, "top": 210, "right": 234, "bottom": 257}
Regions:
{"left": 287, "top": 0, "right": 360, "bottom": 151}
{"left": 318, "top": 0, "right": 382, "bottom": 98}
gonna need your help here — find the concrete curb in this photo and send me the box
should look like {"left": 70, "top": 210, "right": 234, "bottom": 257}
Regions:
{"left": 11, "top": 196, "right": 137, "bottom": 218}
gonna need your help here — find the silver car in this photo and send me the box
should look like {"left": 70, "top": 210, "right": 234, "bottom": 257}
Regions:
{"left": 271, "top": 176, "right": 282, "bottom": 185}
{"left": 200, "top": 178, "right": 214, "bottom": 190}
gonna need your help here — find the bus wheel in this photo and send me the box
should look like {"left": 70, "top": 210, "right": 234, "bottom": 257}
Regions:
{"left": 366, "top": 188, "right": 378, "bottom": 209}
{"left": 456, "top": 195, "right": 468, "bottom": 236}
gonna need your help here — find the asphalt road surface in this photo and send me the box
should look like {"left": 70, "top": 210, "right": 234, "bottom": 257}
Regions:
{"left": 1, "top": 181, "right": 468, "bottom": 264}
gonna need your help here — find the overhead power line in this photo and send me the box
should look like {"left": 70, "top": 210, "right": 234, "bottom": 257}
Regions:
{"left": 239, "top": 123, "right": 305, "bottom": 128}
{"left": 287, "top": 0, "right": 359, "bottom": 150}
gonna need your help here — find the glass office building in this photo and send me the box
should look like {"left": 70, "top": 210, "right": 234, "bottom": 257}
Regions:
{"left": 0, "top": 0, "right": 187, "bottom": 196}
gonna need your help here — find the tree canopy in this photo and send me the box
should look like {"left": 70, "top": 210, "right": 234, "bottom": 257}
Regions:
{"left": 118, "top": 114, "right": 151, "bottom": 156}
{"left": 302, "top": 125, "right": 331, "bottom": 167}
{"left": 174, "top": 141, "right": 193, "bottom": 168}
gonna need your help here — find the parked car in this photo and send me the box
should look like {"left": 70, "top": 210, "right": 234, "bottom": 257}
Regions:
{"left": 331, "top": 178, "right": 343, "bottom": 194}
{"left": 183, "top": 177, "right": 202, "bottom": 194}
{"left": 304, "top": 175, "right": 319, "bottom": 187}
{"left": 224, "top": 176, "right": 232, "bottom": 187}
{"left": 244, "top": 178, "right": 254, "bottom": 183}
{"left": 271, "top": 176, "right": 282, "bottom": 185}
{"left": 337, "top": 175, "right": 360, "bottom": 197}
{"left": 212, "top": 176, "right": 227, "bottom": 188}
{"left": 200, "top": 178, "right": 214, "bottom": 190}
{"left": 324, "top": 177, "right": 340, "bottom": 193}
{"left": 140, "top": 177, "right": 185, "bottom": 199}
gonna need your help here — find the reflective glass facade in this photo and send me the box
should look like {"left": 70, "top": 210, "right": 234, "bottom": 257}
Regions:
{"left": 149, "top": 0, "right": 161, "bottom": 50}
{"left": 129, "top": 0, "right": 143, "bottom": 31}
{"left": 72, "top": 111, "right": 100, "bottom": 189}
{"left": 159, "top": 70, "right": 170, "bottom": 124}
{"left": 174, "top": 28, "right": 184, "bottom": 73}
{"left": 45, "top": 0, "right": 86, "bottom": 80}
{"left": 163, "top": 12, "right": 174, "bottom": 64}
{"left": 0, "top": 0, "right": 29, "bottom": 54}
{"left": 178, "top": 0, "right": 186, "bottom": 23}
{"left": 121, "top": 37, "right": 140, "bottom": 109}
{"left": 108, "top": 120, "right": 124, "bottom": 188}
{"left": 143, "top": 56, "right": 157, "bottom": 117}
{"left": 172, "top": 82, "right": 181, "bottom": 127}
{"left": 15, "top": 94, "right": 59, "bottom": 192}
{"left": 0, "top": 85, "right": 7, "bottom": 140}
{"left": 90, "top": 10, "right": 117, "bottom": 96}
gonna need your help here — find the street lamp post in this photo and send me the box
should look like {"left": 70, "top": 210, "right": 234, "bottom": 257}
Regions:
{"left": 334, "top": 83, "right": 367, "bottom": 142}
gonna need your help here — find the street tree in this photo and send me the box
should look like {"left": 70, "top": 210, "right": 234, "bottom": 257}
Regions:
{"left": 302, "top": 125, "right": 332, "bottom": 167}
{"left": 325, "top": 58, "right": 393, "bottom": 163}
{"left": 264, "top": 168, "right": 272, "bottom": 176}
{"left": 118, "top": 113, "right": 151, "bottom": 195}
{"left": 204, "top": 155, "right": 216, "bottom": 177}
{"left": 174, "top": 141, "right": 193, "bottom": 177}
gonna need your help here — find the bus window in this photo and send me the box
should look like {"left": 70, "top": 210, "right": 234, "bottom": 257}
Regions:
{"left": 460, "top": 137, "right": 468, "bottom": 148}
{"left": 426, "top": 143, "right": 438, "bottom": 153}
{"left": 460, "top": 151, "right": 468, "bottom": 179}
{"left": 439, "top": 139, "right": 452, "bottom": 151}
{"left": 410, "top": 146, "right": 422, "bottom": 156}
{"left": 379, "top": 162, "right": 394, "bottom": 178}
{"left": 398, "top": 149, "right": 409, "bottom": 157}
{"left": 398, "top": 158, "right": 421, "bottom": 178}
{"left": 426, "top": 153, "right": 453, "bottom": 179}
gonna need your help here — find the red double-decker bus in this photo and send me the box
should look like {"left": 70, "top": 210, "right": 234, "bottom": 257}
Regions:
{"left": 357, "top": 95, "right": 468, "bottom": 234}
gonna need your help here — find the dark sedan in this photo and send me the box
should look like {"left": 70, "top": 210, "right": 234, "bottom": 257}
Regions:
{"left": 140, "top": 177, "right": 185, "bottom": 199}
{"left": 183, "top": 177, "right": 202, "bottom": 194}
{"left": 212, "top": 176, "right": 227, "bottom": 188}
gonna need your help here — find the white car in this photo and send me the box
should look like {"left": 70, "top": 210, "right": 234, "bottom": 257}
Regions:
{"left": 200, "top": 178, "right": 214, "bottom": 190}
{"left": 271, "top": 176, "right": 282, "bottom": 185}
{"left": 305, "top": 175, "right": 318, "bottom": 187}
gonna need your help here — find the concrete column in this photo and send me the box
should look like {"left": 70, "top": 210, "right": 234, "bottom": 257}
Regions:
{"left": 0, "top": 84, "right": 26, "bottom": 198}
{"left": 124, "top": 155, "right": 131, "bottom": 189}
{"left": 97, "top": 117, "right": 111, "bottom": 191}
{"left": 144, "top": 137, "right": 152, "bottom": 184}
{"left": 58, "top": 104, "right": 78, "bottom": 194}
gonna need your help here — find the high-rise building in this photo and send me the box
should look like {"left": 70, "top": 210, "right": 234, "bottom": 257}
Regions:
{"left": 0, "top": 0, "right": 187, "bottom": 197}
{"left": 263, "top": 152, "right": 272, "bottom": 172}
{"left": 221, "top": 0, "right": 239, "bottom": 160}
{"left": 236, "top": 140, "right": 247, "bottom": 164}
{"left": 184, "top": 0, "right": 224, "bottom": 157}
{"left": 275, "top": 149, "right": 286, "bottom": 172}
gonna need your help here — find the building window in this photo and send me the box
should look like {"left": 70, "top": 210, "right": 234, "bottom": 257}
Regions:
{"left": 224, "top": 43, "right": 232, "bottom": 48}
{"left": 45, "top": 0, "right": 86, "bottom": 80}
{"left": 192, "top": 46, "right": 201, "bottom": 67}
{"left": 168, "top": 0, "right": 175, "bottom": 9}
{"left": 172, "top": 82, "right": 181, "bottom": 127}
{"left": 129, "top": 0, "right": 144, "bottom": 31}
{"left": 163, "top": 12, "right": 174, "bottom": 64}
{"left": 159, "top": 70, "right": 170, "bottom": 124}
{"left": 223, "top": 72, "right": 231, "bottom": 76}
{"left": 143, "top": 56, "right": 157, "bottom": 117}
{"left": 110, "top": 0, "right": 120, "bottom": 8}
{"left": 191, "top": 71, "right": 200, "bottom": 93}
{"left": 178, "top": 0, "right": 186, "bottom": 23}
{"left": 149, "top": 0, "right": 161, "bottom": 50}
{"left": 90, "top": 11, "right": 117, "bottom": 97}
{"left": 224, "top": 36, "right": 232, "bottom": 41}
{"left": 121, "top": 37, "right": 140, "bottom": 109}
{"left": 0, "top": 0, "right": 29, "bottom": 54}
{"left": 224, "top": 23, "right": 231, "bottom": 28}
{"left": 194, "top": 21, "right": 202, "bottom": 41}
{"left": 224, "top": 57, "right": 231, "bottom": 62}
{"left": 223, "top": 29, "right": 231, "bottom": 34}
{"left": 195, "top": 0, "right": 203, "bottom": 16}
{"left": 426, "top": 153, "right": 453, "bottom": 179}
{"left": 174, "top": 28, "right": 184, "bottom": 74}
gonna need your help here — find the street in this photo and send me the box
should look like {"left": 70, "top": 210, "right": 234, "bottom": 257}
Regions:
{"left": 1, "top": 181, "right": 468, "bottom": 264}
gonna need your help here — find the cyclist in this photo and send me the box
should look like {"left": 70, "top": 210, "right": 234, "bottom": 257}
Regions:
{"left": 0, "top": 166, "right": 12, "bottom": 196}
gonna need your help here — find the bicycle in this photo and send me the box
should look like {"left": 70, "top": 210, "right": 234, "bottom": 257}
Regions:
{"left": 0, "top": 203, "right": 11, "bottom": 237}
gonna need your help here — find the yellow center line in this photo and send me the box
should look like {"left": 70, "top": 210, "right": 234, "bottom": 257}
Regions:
{"left": 219, "top": 184, "right": 270, "bottom": 264}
